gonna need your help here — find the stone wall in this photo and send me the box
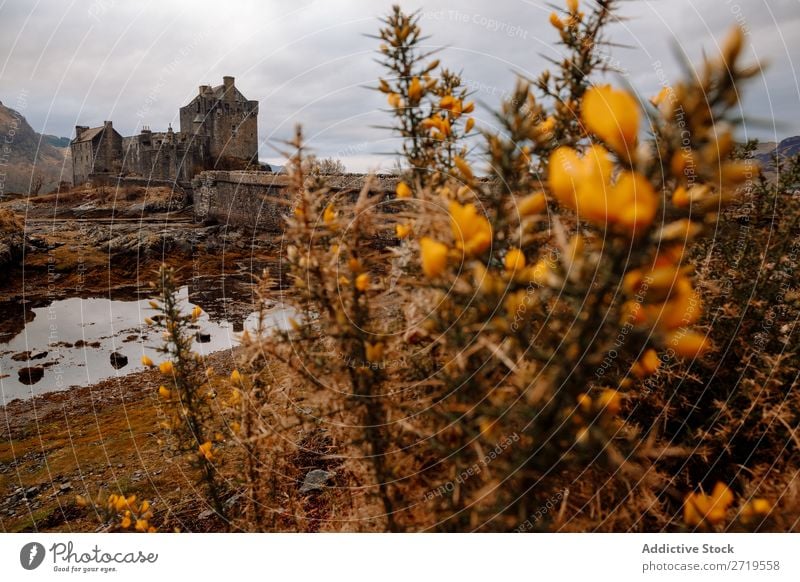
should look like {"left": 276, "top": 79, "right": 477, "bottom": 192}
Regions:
{"left": 192, "top": 171, "right": 400, "bottom": 231}
{"left": 121, "top": 131, "right": 208, "bottom": 183}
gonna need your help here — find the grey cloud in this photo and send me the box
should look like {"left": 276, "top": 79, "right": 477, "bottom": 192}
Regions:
{"left": 1, "top": 0, "right": 798, "bottom": 171}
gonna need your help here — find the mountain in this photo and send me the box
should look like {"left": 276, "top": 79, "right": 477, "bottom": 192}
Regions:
{"left": 0, "top": 101, "right": 71, "bottom": 196}
{"left": 754, "top": 136, "right": 800, "bottom": 166}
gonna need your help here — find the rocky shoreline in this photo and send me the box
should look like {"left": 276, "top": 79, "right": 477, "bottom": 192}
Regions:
{"left": 0, "top": 185, "right": 275, "bottom": 531}
{"left": 0, "top": 348, "right": 239, "bottom": 532}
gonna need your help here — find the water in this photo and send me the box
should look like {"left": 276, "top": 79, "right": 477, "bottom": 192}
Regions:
{"left": 0, "top": 286, "right": 293, "bottom": 402}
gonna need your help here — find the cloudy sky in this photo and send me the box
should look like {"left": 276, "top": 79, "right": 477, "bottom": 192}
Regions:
{"left": 1, "top": 0, "right": 798, "bottom": 171}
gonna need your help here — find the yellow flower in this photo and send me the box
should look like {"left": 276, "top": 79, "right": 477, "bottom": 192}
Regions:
{"left": 576, "top": 393, "right": 592, "bottom": 413}
{"left": 396, "top": 181, "right": 412, "bottom": 199}
{"left": 672, "top": 186, "right": 690, "bottom": 208}
{"left": 420, "top": 237, "right": 448, "bottom": 278}
{"left": 230, "top": 369, "right": 242, "bottom": 384}
{"left": 612, "top": 171, "right": 658, "bottom": 232}
{"left": 669, "top": 330, "right": 709, "bottom": 359}
{"left": 439, "top": 95, "right": 455, "bottom": 110}
{"left": 191, "top": 305, "right": 202, "bottom": 321}
{"left": 135, "top": 519, "right": 149, "bottom": 532}
{"left": 720, "top": 160, "right": 757, "bottom": 185}
{"left": 651, "top": 86, "right": 671, "bottom": 107}
{"left": 158, "top": 385, "right": 171, "bottom": 399}
{"left": 387, "top": 92, "right": 403, "bottom": 108}
{"left": 517, "top": 192, "right": 546, "bottom": 216}
{"left": 355, "top": 273, "right": 370, "bottom": 292}
{"left": 566, "top": 0, "right": 579, "bottom": 13}
{"left": 631, "top": 349, "right": 660, "bottom": 378}
{"left": 740, "top": 498, "right": 771, "bottom": 523}
{"left": 453, "top": 156, "right": 474, "bottom": 182}
{"left": 684, "top": 482, "right": 734, "bottom": 526}
{"left": 347, "top": 257, "right": 362, "bottom": 273}
{"left": 462, "top": 101, "right": 475, "bottom": 114}
{"left": 537, "top": 116, "right": 556, "bottom": 138}
{"left": 121, "top": 516, "right": 132, "bottom": 529}
{"left": 547, "top": 145, "right": 656, "bottom": 232}
{"left": 365, "top": 341, "right": 385, "bottom": 363}
{"left": 465, "top": 117, "right": 475, "bottom": 133}
{"left": 449, "top": 201, "right": 492, "bottom": 256}
{"left": 396, "top": 223, "right": 412, "bottom": 239}
{"left": 549, "top": 12, "right": 564, "bottom": 30}
{"left": 323, "top": 204, "right": 336, "bottom": 224}
{"left": 408, "top": 76, "right": 423, "bottom": 103}
{"left": 229, "top": 388, "right": 241, "bottom": 406}
{"left": 582, "top": 85, "right": 639, "bottom": 159}
{"left": 198, "top": 441, "right": 214, "bottom": 461}
{"left": 548, "top": 145, "right": 612, "bottom": 208}
{"left": 597, "top": 389, "right": 622, "bottom": 415}
{"left": 504, "top": 249, "right": 526, "bottom": 272}
{"left": 144, "top": 317, "right": 154, "bottom": 325}
{"left": 158, "top": 361, "right": 174, "bottom": 375}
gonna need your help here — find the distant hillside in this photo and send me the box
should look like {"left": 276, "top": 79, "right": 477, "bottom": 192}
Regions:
{"left": 0, "top": 101, "right": 71, "bottom": 195}
{"left": 754, "top": 136, "right": 800, "bottom": 166}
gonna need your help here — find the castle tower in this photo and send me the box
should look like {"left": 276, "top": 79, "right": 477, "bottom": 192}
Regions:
{"left": 179, "top": 76, "right": 259, "bottom": 164}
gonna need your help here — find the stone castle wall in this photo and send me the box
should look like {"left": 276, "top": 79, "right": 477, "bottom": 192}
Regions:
{"left": 192, "top": 171, "right": 400, "bottom": 231}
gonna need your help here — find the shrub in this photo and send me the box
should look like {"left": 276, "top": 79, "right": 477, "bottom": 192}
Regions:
{"left": 150, "top": 1, "right": 794, "bottom": 532}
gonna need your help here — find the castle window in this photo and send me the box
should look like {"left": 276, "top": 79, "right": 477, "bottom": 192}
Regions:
{"left": 196, "top": 100, "right": 200, "bottom": 113}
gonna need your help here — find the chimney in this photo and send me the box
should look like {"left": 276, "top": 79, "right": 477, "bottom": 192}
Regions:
{"left": 103, "top": 120, "right": 113, "bottom": 130}
{"left": 199, "top": 85, "right": 210, "bottom": 95}
{"left": 75, "top": 125, "right": 89, "bottom": 139}
{"left": 223, "top": 76, "right": 234, "bottom": 100}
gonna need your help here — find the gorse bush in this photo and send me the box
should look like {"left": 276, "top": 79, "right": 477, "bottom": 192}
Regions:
{"left": 142, "top": 0, "right": 798, "bottom": 532}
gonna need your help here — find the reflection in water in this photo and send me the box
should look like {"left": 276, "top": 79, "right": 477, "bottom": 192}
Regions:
{"left": 0, "top": 286, "right": 292, "bottom": 403}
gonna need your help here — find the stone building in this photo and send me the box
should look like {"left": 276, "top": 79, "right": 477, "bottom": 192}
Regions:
{"left": 71, "top": 122, "right": 123, "bottom": 185}
{"left": 71, "top": 76, "right": 258, "bottom": 186}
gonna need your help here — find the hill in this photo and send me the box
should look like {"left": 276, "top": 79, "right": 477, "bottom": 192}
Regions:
{"left": 754, "top": 136, "right": 800, "bottom": 165}
{"left": 0, "top": 101, "right": 71, "bottom": 196}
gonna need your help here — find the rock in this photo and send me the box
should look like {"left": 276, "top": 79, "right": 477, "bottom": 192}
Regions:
{"left": 18, "top": 366, "right": 44, "bottom": 385}
{"left": 224, "top": 493, "right": 242, "bottom": 509}
{"left": 109, "top": 352, "right": 128, "bottom": 369}
{"left": 11, "top": 350, "right": 47, "bottom": 361}
{"left": 59, "top": 482, "right": 72, "bottom": 492}
{"left": 24, "top": 486, "right": 39, "bottom": 498}
{"left": 299, "top": 469, "right": 335, "bottom": 494}
{"left": 198, "top": 509, "right": 215, "bottom": 520}
{"left": 0, "top": 208, "right": 24, "bottom": 273}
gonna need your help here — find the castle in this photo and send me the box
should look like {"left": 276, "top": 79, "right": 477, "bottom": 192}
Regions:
{"left": 71, "top": 76, "right": 259, "bottom": 186}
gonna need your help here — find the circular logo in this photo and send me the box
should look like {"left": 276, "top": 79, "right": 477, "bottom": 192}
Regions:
{"left": 19, "top": 542, "right": 46, "bottom": 570}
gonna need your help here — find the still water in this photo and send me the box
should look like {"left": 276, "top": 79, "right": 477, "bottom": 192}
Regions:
{"left": 0, "top": 286, "right": 292, "bottom": 402}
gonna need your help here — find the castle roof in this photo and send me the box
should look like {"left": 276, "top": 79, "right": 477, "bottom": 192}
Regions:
{"left": 70, "top": 124, "right": 122, "bottom": 143}
{"left": 209, "top": 84, "right": 247, "bottom": 102}
{"left": 71, "top": 126, "right": 107, "bottom": 144}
